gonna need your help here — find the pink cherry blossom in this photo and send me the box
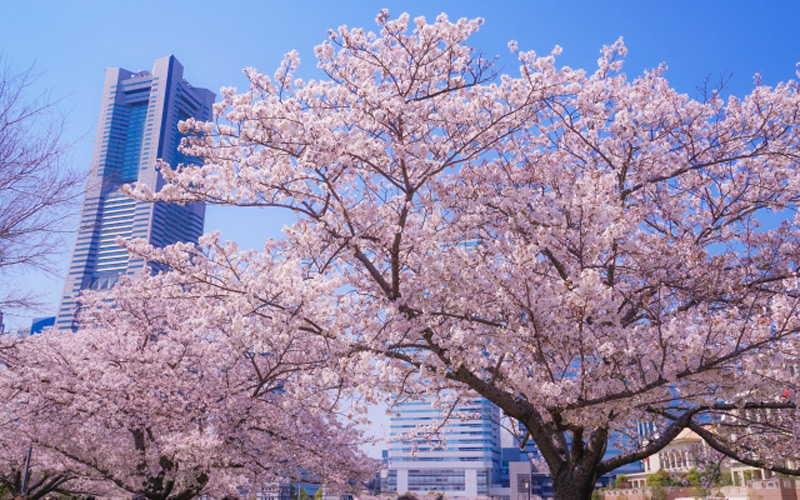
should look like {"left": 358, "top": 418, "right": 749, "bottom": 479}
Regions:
{"left": 0, "top": 274, "right": 374, "bottom": 499}
{"left": 120, "top": 11, "right": 799, "bottom": 500}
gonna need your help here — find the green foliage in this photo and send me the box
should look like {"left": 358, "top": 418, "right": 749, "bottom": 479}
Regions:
{"left": 743, "top": 470, "right": 754, "bottom": 482}
{"left": 702, "top": 463, "right": 725, "bottom": 486}
{"left": 299, "top": 488, "right": 312, "bottom": 500}
{"left": 691, "top": 485, "right": 706, "bottom": 499}
{"left": 314, "top": 488, "right": 324, "bottom": 500}
{"left": 686, "top": 468, "right": 701, "bottom": 487}
{"left": 614, "top": 475, "right": 629, "bottom": 489}
{"left": 649, "top": 484, "right": 668, "bottom": 500}
{"left": 646, "top": 470, "right": 671, "bottom": 487}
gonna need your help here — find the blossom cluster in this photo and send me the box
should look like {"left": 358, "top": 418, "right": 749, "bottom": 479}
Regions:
{"left": 71, "top": 10, "right": 800, "bottom": 496}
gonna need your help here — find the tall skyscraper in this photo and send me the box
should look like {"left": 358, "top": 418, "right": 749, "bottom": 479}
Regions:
{"left": 386, "top": 396, "right": 501, "bottom": 498}
{"left": 56, "top": 56, "right": 214, "bottom": 330}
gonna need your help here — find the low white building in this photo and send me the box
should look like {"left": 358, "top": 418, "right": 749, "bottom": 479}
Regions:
{"left": 625, "top": 428, "right": 780, "bottom": 488}
{"left": 386, "top": 397, "right": 501, "bottom": 498}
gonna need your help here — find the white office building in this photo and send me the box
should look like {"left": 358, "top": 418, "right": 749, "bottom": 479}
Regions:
{"left": 387, "top": 396, "right": 501, "bottom": 498}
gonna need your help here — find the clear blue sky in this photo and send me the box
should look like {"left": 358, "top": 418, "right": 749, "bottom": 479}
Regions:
{"left": 2, "top": 0, "right": 799, "bottom": 455}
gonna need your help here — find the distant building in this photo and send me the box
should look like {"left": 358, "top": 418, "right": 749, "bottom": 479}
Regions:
{"left": 56, "top": 55, "right": 213, "bottom": 330}
{"left": 625, "top": 427, "right": 794, "bottom": 490}
{"left": 257, "top": 481, "right": 353, "bottom": 500}
{"left": 491, "top": 420, "right": 634, "bottom": 499}
{"left": 494, "top": 446, "right": 554, "bottom": 500}
{"left": 30, "top": 316, "right": 55, "bottom": 334}
{"left": 384, "top": 397, "right": 645, "bottom": 500}
{"left": 602, "top": 429, "right": 800, "bottom": 500}
{"left": 386, "top": 396, "right": 501, "bottom": 498}
{"left": 10, "top": 316, "right": 56, "bottom": 337}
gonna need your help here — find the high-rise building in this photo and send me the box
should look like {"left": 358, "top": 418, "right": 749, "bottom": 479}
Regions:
{"left": 386, "top": 396, "right": 501, "bottom": 498}
{"left": 56, "top": 56, "right": 214, "bottom": 330}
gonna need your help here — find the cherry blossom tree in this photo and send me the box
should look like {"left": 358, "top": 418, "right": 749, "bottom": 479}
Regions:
{"left": 126, "top": 11, "right": 800, "bottom": 500}
{"left": 0, "top": 59, "right": 83, "bottom": 314}
{"left": 0, "top": 438, "right": 88, "bottom": 500}
{"left": 0, "top": 274, "right": 373, "bottom": 500}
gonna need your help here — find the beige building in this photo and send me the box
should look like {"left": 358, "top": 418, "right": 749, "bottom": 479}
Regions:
{"left": 610, "top": 428, "right": 799, "bottom": 500}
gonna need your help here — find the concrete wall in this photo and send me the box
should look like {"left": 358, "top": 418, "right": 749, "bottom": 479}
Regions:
{"left": 600, "top": 479, "right": 799, "bottom": 500}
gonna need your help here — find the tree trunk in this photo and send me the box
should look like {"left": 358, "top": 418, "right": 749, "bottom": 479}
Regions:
{"left": 551, "top": 466, "right": 598, "bottom": 500}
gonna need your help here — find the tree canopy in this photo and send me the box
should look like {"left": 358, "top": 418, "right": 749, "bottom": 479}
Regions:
{"left": 116, "top": 11, "right": 800, "bottom": 500}
{"left": 0, "top": 275, "right": 372, "bottom": 499}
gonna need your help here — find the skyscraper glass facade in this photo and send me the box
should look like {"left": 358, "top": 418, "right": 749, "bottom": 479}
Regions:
{"left": 56, "top": 56, "right": 214, "bottom": 330}
{"left": 387, "top": 396, "right": 501, "bottom": 498}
